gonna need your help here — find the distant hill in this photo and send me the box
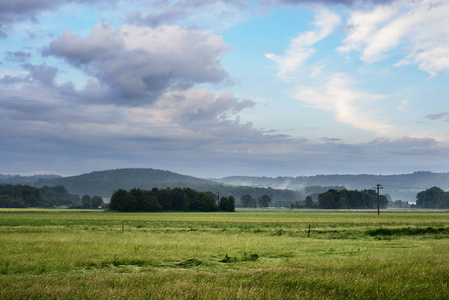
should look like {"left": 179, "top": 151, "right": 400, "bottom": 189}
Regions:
{"left": 214, "top": 171, "right": 449, "bottom": 202}
{"left": 0, "top": 174, "right": 62, "bottom": 185}
{"left": 32, "top": 168, "right": 218, "bottom": 198}
{"left": 2, "top": 169, "right": 448, "bottom": 203}
{"left": 25, "top": 168, "right": 300, "bottom": 204}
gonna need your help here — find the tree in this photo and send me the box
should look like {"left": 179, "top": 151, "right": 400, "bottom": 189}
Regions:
{"left": 109, "top": 189, "right": 137, "bottom": 212}
{"left": 21, "top": 185, "right": 41, "bottom": 207}
{"left": 90, "top": 195, "right": 104, "bottom": 208}
{"left": 416, "top": 187, "right": 446, "bottom": 208}
{"left": 81, "top": 194, "right": 91, "bottom": 208}
{"left": 0, "top": 195, "right": 25, "bottom": 208}
{"left": 140, "top": 191, "right": 162, "bottom": 212}
{"left": 240, "top": 194, "right": 256, "bottom": 208}
{"left": 172, "top": 187, "right": 189, "bottom": 211}
{"left": 219, "top": 196, "right": 235, "bottom": 212}
{"left": 197, "top": 193, "right": 218, "bottom": 212}
{"left": 305, "top": 196, "right": 314, "bottom": 208}
{"left": 258, "top": 195, "right": 271, "bottom": 208}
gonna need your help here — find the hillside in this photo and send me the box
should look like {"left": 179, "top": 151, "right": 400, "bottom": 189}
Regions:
{"left": 20, "top": 168, "right": 301, "bottom": 204}
{"left": 0, "top": 174, "right": 62, "bottom": 185}
{"left": 32, "top": 168, "right": 217, "bottom": 198}
{"left": 215, "top": 171, "right": 449, "bottom": 202}
{"left": 3, "top": 169, "right": 448, "bottom": 203}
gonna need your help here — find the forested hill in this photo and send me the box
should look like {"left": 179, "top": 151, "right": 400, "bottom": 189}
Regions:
{"left": 0, "top": 174, "right": 62, "bottom": 185}
{"left": 2, "top": 169, "right": 448, "bottom": 202}
{"left": 216, "top": 171, "right": 449, "bottom": 189}
{"left": 32, "top": 168, "right": 218, "bottom": 198}
{"left": 215, "top": 171, "right": 449, "bottom": 202}
{"left": 0, "top": 169, "right": 307, "bottom": 203}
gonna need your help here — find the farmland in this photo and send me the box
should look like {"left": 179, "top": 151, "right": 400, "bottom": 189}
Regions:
{"left": 1, "top": 209, "right": 449, "bottom": 299}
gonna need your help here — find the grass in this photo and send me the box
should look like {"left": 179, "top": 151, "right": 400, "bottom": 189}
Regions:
{"left": 1, "top": 209, "right": 449, "bottom": 299}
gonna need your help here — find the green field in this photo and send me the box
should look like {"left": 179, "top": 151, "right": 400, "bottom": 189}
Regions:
{"left": 1, "top": 209, "right": 449, "bottom": 299}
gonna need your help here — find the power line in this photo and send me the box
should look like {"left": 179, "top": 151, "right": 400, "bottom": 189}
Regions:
{"left": 381, "top": 184, "right": 430, "bottom": 190}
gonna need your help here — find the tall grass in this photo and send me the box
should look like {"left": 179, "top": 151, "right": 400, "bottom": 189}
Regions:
{"left": 1, "top": 209, "right": 449, "bottom": 299}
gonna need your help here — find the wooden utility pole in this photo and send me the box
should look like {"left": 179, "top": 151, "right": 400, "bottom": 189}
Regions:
{"left": 374, "top": 184, "right": 383, "bottom": 216}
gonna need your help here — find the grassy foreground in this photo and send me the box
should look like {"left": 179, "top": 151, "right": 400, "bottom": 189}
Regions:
{"left": 1, "top": 209, "right": 449, "bottom": 299}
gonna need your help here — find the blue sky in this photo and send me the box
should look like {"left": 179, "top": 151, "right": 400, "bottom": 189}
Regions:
{"left": 1, "top": 0, "right": 448, "bottom": 178}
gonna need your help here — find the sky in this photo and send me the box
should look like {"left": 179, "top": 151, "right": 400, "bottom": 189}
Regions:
{"left": 1, "top": 0, "right": 449, "bottom": 178}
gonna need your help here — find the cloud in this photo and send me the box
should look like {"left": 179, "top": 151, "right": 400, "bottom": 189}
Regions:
{"left": 0, "top": 86, "right": 258, "bottom": 151}
{"left": 126, "top": 0, "right": 248, "bottom": 29}
{"left": 0, "top": 0, "right": 100, "bottom": 37}
{"left": 293, "top": 73, "right": 395, "bottom": 136}
{"left": 1, "top": 78, "right": 448, "bottom": 177}
{"left": 44, "top": 23, "right": 230, "bottom": 105}
{"left": 152, "top": 89, "right": 255, "bottom": 126}
{"left": 265, "top": 8, "right": 341, "bottom": 77}
{"left": 339, "top": 0, "right": 449, "bottom": 75}
{"left": 5, "top": 51, "right": 31, "bottom": 62}
{"left": 0, "top": 63, "right": 61, "bottom": 88}
{"left": 425, "top": 112, "right": 449, "bottom": 121}
{"left": 259, "top": 0, "right": 395, "bottom": 8}
{"left": 320, "top": 137, "right": 342, "bottom": 142}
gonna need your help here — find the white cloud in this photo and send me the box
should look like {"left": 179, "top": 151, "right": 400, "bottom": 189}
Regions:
{"left": 339, "top": 0, "right": 449, "bottom": 74}
{"left": 265, "top": 8, "right": 341, "bottom": 77}
{"left": 293, "top": 73, "right": 396, "bottom": 137}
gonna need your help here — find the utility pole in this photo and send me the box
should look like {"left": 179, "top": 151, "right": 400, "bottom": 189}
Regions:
{"left": 374, "top": 184, "right": 383, "bottom": 216}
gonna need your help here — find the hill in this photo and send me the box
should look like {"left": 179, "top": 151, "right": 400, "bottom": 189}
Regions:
{"left": 3, "top": 169, "right": 449, "bottom": 203}
{"left": 215, "top": 171, "right": 449, "bottom": 202}
{"left": 25, "top": 168, "right": 301, "bottom": 204}
{"left": 32, "top": 168, "right": 217, "bottom": 198}
{"left": 0, "top": 174, "right": 62, "bottom": 185}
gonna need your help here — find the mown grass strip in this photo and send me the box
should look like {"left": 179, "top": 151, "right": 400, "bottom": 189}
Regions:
{"left": 367, "top": 226, "right": 449, "bottom": 236}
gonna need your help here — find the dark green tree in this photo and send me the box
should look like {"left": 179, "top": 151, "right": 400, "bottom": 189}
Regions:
{"left": 197, "top": 193, "right": 218, "bottom": 212}
{"left": 219, "top": 196, "right": 235, "bottom": 212}
{"left": 172, "top": 187, "right": 189, "bottom": 211}
{"left": 416, "top": 187, "right": 447, "bottom": 208}
{"left": 90, "top": 195, "right": 104, "bottom": 208}
{"left": 110, "top": 189, "right": 137, "bottom": 212}
{"left": 257, "top": 195, "right": 271, "bottom": 208}
{"left": 240, "top": 194, "right": 256, "bottom": 208}
{"left": 81, "top": 194, "right": 91, "bottom": 208}
{"left": 141, "top": 191, "right": 162, "bottom": 212}
{"left": 305, "top": 196, "right": 314, "bottom": 208}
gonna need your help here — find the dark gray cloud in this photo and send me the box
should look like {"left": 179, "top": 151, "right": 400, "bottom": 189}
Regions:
{"left": 44, "top": 23, "right": 230, "bottom": 105}
{"left": 320, "top": 137, "right": 342, "bottom": 142}
{"left": 0, "top": 75, "right": 26, "bottom": 86}
{"left": 22, "top": 63, "right": 58, "bottom": 87}
{"left": 425, "top": 112, "right": 449, "bottom": 121}
{"left": 0, "top": 63, "right": 59, "bottom": 87}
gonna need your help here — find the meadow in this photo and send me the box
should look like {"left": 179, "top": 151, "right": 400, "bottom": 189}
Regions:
{"left": 1, "top": 208, "right": 448, "bottom": 299}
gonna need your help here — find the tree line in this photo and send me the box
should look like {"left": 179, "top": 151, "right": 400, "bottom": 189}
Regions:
{"left": 317, "top": 189, "right": 388, "bottom": 209}
{"left": 0, "top": 184, "right": 105, "bottom": 209}
{"left": 416, "top": 186, "right": 449, "bottom": 208}
{"left": 0, "top": 184, "right": 80, "bottom": 208}
{"left": 239, "top": 194, "right": 272, "bottom": 208}
{"left": 109, "top": 187, "right": 235, "bottom": 212}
